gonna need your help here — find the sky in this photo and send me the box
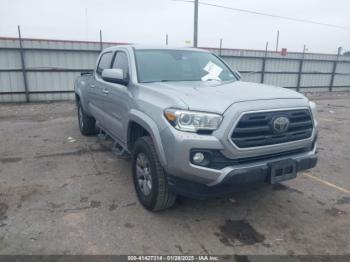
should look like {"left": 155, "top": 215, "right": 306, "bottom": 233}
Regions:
{"left": 0, "top": 0, "right": 349, "bottom": 54}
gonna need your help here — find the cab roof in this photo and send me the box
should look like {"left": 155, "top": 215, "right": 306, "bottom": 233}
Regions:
{"left": 104, "top": 45, "right": 209, "bottom": 53}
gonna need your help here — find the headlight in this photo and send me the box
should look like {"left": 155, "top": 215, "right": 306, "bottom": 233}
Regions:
{"left": 309, "top": 101, "right": 318, "bottom": 126}
{"left": 164, "top": 109, "right": 222, "bottom": 132}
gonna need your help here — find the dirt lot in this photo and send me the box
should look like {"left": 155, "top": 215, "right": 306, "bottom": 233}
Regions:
{"left": 0, "top": 92, "right": 349, "bottom": 255}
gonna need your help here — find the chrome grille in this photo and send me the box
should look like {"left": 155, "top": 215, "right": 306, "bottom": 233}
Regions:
{"left": 231, "top": 109, "right": 313, "bottom": 148}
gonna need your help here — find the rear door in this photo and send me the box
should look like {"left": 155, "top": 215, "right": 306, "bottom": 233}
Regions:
{"left": 88, "top": 51, "right": 114, "bottom": 127}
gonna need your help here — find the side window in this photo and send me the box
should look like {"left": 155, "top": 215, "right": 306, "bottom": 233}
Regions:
{"left": 96, "top": 52, "right": 114, "bottom": 75}
{"left": 112, "top": 52, "right": 129, "bottom": 78}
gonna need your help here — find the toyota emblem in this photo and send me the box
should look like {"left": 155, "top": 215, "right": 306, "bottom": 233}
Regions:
{"left": 272, "top": 116, "right": 290, "bottom": 133}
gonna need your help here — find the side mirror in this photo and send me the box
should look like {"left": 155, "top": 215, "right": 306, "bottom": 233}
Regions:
{"left": 102, "top": 68, "right": 129, "bottom": 85}
{"left": 233, "top": 70, "right": 241, "bottom": 80}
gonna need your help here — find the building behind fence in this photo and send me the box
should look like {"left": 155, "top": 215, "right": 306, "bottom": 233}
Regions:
{"left": 1, "top": 36, "right": 350, "bottom": 102}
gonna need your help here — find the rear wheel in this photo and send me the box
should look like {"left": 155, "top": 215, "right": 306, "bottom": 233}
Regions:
{"left": 77, "top": 101, "right": 97, "bottom": 136}
{"left": 132, "top": 136, "right": 176, "bottom": 211}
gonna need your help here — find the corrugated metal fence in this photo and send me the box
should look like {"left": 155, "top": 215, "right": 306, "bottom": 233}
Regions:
{"left": 1, "top": 36, "right": 350, "bottom": 102}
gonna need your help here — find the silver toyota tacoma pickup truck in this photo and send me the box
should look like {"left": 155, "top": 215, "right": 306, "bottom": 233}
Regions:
{"left": 74, "top": 45, "right": 318, "bottom": 211}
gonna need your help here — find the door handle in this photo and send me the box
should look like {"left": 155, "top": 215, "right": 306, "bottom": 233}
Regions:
{"left": 103, "top": 88, "right": 109, "bottom": 95}
{"left": 90, "top": 84, "right": 95, "bottom": 88}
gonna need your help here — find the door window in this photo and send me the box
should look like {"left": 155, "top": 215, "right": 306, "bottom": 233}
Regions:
{"left": 112, "top": 52, "right": 129, "bottom": 78}
{"left": 96, "top": 52, "right": 114, "bottom": 75}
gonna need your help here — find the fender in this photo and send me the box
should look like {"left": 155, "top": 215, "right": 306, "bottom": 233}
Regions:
{"left": 75, "top": 89, "right": 83, "bottom": 105}
{"left": 74, "top": 80, "right": 91, "bottom": 115}
{"left": 128, "top": 109, "right": 167, "bottom": 167}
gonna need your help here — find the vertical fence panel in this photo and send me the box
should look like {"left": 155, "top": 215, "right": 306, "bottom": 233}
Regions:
{"left": 260, "top": 57, "right": 266, "bottom": 84}
{"left": 329, "top": 60, "right": 338, "bottom": 92}
{"left": 296, "top": 59, "right": 303, "bottom": 92}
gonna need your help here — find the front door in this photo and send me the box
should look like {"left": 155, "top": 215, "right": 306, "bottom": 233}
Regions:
{"left": 102, "top": 51, "right": 132, "bottom": 143}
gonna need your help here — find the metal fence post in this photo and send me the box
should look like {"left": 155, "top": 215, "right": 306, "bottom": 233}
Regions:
{"left": 99, "top": 30, "right": 103, "bottom": 51}
{"left": 296, "top": 45, "right": 306, "bottom": 92}
{"left": 260, "top": 42, "right": 268, "bottom": 83}
{"left": 329, "top": 49, "right": 340, "bottom": 92}
{"left": 18, "top": 25, "right": 30, "bottom": 102}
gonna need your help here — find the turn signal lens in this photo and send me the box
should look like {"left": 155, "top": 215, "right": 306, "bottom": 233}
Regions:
{"left": 164, "top": 111, "right": 177, "bottom": 122}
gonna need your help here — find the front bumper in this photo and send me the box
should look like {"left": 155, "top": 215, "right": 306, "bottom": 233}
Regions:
{"left": 167, "top": 153, "right": 317, "bottom": 199}
{"left": 161, "top": 126, "right": 317, "bottom": 187}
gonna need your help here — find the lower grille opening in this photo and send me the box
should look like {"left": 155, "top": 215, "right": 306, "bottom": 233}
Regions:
{"left": 191, "top": 147, "right": 310, "bottom": 170}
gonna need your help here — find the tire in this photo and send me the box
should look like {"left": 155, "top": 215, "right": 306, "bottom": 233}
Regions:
{"left": 77, "top": 100, "right": 98, "bottom": 136}
{"left": 132, "top": 136, "right": 176, "bottom": 211}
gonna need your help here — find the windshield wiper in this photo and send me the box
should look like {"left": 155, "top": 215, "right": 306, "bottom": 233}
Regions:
{"left": 203, "top": 78, "right": 220, "bottom": 82}
{"left": 141, "top": 80, "right": 173, "bottom": 83}
{"left": 142, "top": 80, "right": 198, "bottom": 83}
{"left": 160, "top": 79, "right": 198, "bottom": 82}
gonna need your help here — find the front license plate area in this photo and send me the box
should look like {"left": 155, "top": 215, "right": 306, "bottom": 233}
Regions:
{"left": 268, "top": 159, "right": 297, "bottom": 184}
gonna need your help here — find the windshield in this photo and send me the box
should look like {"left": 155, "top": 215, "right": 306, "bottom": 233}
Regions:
{"left": 135, "top": 49, "right": 237, "bottom": 83}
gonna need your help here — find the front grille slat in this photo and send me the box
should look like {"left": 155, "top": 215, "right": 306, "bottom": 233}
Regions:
{"left": 234, "top": 126, "right": 271, "bottom": 135}
{"left": 289, "top": 120, "right": 313, "bottom": 129}
{"left": 231, "top": 109, "right": 313, "bottom": 148}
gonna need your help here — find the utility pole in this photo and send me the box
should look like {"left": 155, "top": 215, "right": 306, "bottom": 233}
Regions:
{"left": 275, "top": 30, "right": 279, "bottom": 52}
{"left": 193, "top": 0, "right": 199, "bottom": 47}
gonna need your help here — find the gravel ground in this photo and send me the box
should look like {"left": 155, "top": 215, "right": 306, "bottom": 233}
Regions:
{"left": 0, "top": 92, "right": 349, "bottom": 255}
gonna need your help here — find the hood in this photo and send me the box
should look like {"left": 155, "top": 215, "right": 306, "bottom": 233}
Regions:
{"left": 141, "top": 80, "right": 306, "bottom": 114}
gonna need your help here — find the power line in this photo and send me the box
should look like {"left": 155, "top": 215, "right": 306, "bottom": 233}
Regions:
{"left": 172, "top": 0, "right": 350, "bottom": 30}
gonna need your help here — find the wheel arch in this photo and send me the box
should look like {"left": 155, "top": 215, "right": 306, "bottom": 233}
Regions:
{"left": 127, "top": 109, "right": 167, "bottom": 167}
{"left": 74, "top": 78, "right": 91, "bottom": 113}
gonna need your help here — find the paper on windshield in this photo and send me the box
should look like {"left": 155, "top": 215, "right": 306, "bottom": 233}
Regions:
{"left": 201, "top": 61, "right": 223, "bottom": 81}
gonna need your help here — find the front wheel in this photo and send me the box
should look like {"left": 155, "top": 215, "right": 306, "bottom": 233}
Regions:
{"left": 132, "top": 136, "right": 176, "bottom": 211}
